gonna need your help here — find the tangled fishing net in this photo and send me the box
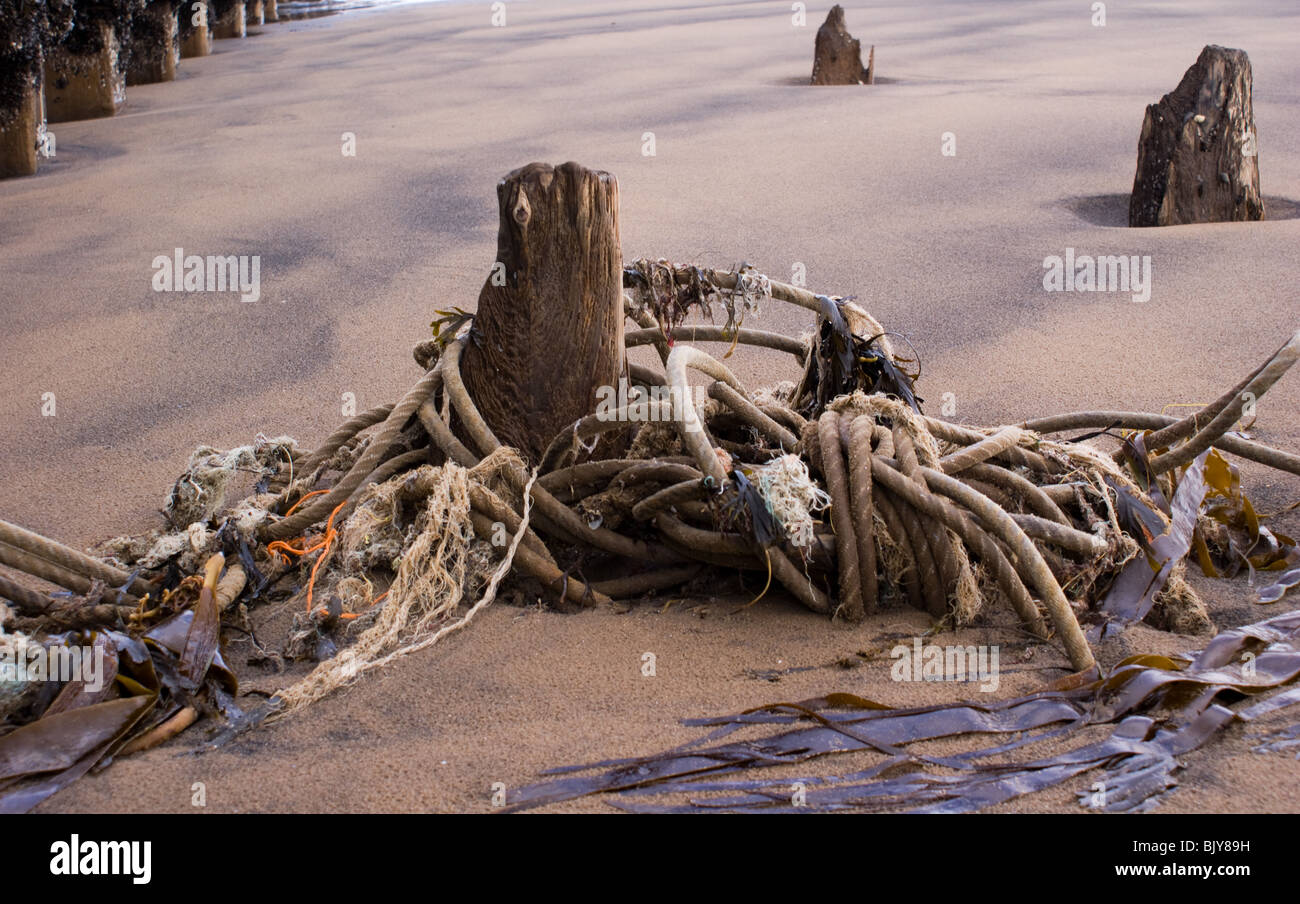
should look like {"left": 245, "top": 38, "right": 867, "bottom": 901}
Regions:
{"left": 272, "top": 450, "right": 537, "bottom": 714}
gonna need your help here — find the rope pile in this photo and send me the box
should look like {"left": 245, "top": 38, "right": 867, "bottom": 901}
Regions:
{"left": 4, "top": 263, "right": 1299, "bottom": 711}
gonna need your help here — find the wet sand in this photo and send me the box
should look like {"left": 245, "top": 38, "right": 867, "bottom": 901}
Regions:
{"left": 2, "top": 0, "right": 1299, "bottom": 812}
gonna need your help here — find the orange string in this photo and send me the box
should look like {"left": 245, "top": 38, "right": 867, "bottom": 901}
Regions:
{"left": 267, "top": 536, "right": 328, "bottom": 565}
{"left": 323, "top": 590, "right": 388, "bottom": 621}
{"left": 284, "top": 488, "right": 329, "bottom": 518}
{"left": 304, "top": 501, "right": 349, "bottom": 614}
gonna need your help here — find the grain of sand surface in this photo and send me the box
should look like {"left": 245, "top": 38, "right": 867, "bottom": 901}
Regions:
{"left": 2, "top": 0, "right": 1299, "bottom": 812}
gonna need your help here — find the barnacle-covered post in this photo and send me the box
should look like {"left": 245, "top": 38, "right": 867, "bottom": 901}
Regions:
{"left": 458, "top": 162, "right": 626, "bottom": 463}
{"left": 0, "top": 0, "right": 71, "bottom": 178}
{"left": 44, "top": 0, "right": 138, "bottom": 123}
{"left": 126, "top": 0, "right": 180, "bottom": 85}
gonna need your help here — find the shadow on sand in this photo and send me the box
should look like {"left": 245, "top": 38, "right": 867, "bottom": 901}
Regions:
{"left": 1064, "top": 193, "right": 1300, "bottom": 227}
{"left": 773, "top": 75, "right": 903, "bottom": 86}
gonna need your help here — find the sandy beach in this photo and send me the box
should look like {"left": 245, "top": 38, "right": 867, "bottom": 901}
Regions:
{"left": 2, "top": 0, "right": 1299, "bottom": 812}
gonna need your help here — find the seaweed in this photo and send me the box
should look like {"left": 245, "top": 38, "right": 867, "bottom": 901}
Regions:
{"left": 801, "top": 295, "right": 921, "bottom": 416}
{"left": 0, "top": 553, "right": 243, "bottom": 813}
{"left": 1089, "top": 449, "right": 1210, "bottom": 639}
{"left": 504, "top": 610, "right": 1300, "bottom": 813}
{"left": 623, "top": 259, "right": 769, "bottom": 345}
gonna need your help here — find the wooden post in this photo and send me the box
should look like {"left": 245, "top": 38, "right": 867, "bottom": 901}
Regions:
{"left": 459, "top": 162, "right": 626, "bottom": 463}
{"left": 0, "top": 72, "right": 43, "bottom": 179}
{"left": 811, "top": 5, "right": 873, "bottom": 86}
{"left": 246, "top": 0, "right": 264, "bottom": 27}
{"left": 180, "top": 1, "right": 213, "bottom": 59}
{"left": 127, "top": 2, "right": 181, "bottom": 85}
{"left": 264, "top": 0, "right": 278, "bottom": 22}
{"left": 180, "top": 24, "right": 211, "bottom": 57}
{"left": 44, "top": 22, "right": 125, "bottom": 122}
{"left": 1130, "top": 45, "right": 1264, "bottom": 226}
{"left": 213, "top": 1, "right": 247, "bottom": 39}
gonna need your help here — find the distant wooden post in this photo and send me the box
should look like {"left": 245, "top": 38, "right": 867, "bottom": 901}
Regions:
{"left": 246, "top": 0, "right": 265, "bottom": 27}
{"left": 459, "top": 162, "right": 626, "bottom": 463}
{"left": 179, "top": 2, "right": 213, "bottom": 57}
{"left": 127, "top": 2, "right": 181, "bottom": 85}
{"left": 811, "top": 5, "right": 874, "bottom": 86}
{"left": 212, "top": 1, "right": 247, "bottom": 39}
{"left": 1130, "top": 45, "right": 1264, "bottom": 226}
{"left": 264, "top": 0, "right": 278, "bottom": 22}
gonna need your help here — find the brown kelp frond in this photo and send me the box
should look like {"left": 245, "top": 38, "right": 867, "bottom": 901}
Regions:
{"left": 505, "top": 610, "right": 1300, "bottom": 813}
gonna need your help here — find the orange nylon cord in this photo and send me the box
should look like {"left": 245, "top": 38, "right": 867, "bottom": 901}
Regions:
{"left": 338, "top": 590, "right": 388, "bottom": 620}
{"left": 304, "top": 501, "right": 349, "bottom": 614}
{"left": 284, "top": 488, "right": 329, "bottom": 518}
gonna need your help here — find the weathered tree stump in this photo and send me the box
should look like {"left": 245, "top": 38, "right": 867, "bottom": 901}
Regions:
{"left": 459, "top": 162, "right": 626, "bottom": 463}
{"left": 246, "top": 0, "right": 263, "bottom": 27}
{"left": 44, "top": 21, "right": 126, "bottom": 122}
{"left": 1130, "top": 45, "right": 1263, "bottom": 227}
{"left": 212, "top": 0, "right": 246, "bottom": 39}
{"left": 179, "top": 3, "right": 213, "bottom": 58}
{"left": 263, "top": 0, "right": 276, "bottom": 22}
{"left": 127, "top": 1, "right": 181, "bottom": 85}
{"left": 811, "top": 5, "right": 874, "bottom": 86}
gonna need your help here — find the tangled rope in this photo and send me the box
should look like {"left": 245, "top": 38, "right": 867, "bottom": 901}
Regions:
{"left": 3, "top": 263, "right": 1298, "bottom": 712}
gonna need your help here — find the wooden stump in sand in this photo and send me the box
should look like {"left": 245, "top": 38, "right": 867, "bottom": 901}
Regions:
{"left": 246, "top": 0, "right": 264, "bottom": 27}
{"left": 811, "top": 5, "right": 874, "bottom": 86}
{"left": 459, "top": 162, "right": 626, "bottom": 463}
{"left": 0, "top": 73, "right": 44, "bottom": 179}
{"left": 127, "top": 2, "right": 181, "bottom": 85}
{"left": 44, "top": 22, "right": 126, "bottom": 122}
{"left": 1130, "top": 45, "right": 1263, "bottom": 227}
{"left": 212, "top": 1, "right": 247, "bottom": 39}
{"left": 180, "top": 3, "right": 213, "bottom": 59}
{"left": 264, "top": 0, "right": 277, "bottom": 22}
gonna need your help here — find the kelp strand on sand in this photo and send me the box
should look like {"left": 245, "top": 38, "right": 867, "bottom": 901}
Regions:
{"left": 502, "top": 610, "right": 1300, "bottom": 813}
{"left": 1, "top": 261, "right": 1298, "bottom": 812}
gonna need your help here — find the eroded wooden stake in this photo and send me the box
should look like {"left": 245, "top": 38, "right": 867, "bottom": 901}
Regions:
{"left": 459, "top": 162, "right": 625, "bottom": 463}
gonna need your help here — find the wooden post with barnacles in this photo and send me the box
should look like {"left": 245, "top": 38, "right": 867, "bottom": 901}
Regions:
{"left": 459, "top": 162, "right": 626, "bottom": 463}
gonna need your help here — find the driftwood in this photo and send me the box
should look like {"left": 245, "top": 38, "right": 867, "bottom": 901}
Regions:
{"left": 1130, "top": 45, "right": 1263, "bottom": 227}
